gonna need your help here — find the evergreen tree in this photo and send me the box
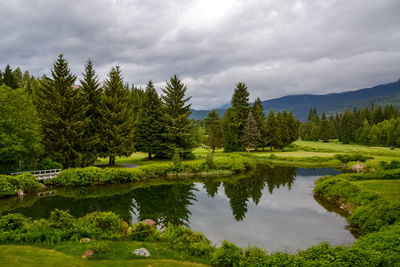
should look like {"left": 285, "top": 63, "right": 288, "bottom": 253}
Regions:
{"left": 135, "top": 81, "right": 164, "bottom": 159}
{"left": 3, "top": 65, "right": 17, "bottom": 89}
{"left": 13, "top": 67, "right": 23, "bottom": 88}
{"left": 339, "top": 109, "right": 354, "bottom": 144}
{"left": 277, "top": 111, "right": 290, "bottom": 146}
{"left": 287, "top": 110, "right": 299, "bottom": 142}
{"left": 34, "top": 54, "right": 92, "bottom": 168}
{"left": 222, "top": 107, "right": 241, "bottom": 152}
{"left": 320, "top": 113, "right": 330, "bottom": 142}
{"left": 161, "top": 74, "right": 195, "bottom": 158}
{"left": 0, "top": 70, "right": 3, "bottom": 85}
{"left": 244, "top": 111, "right": 261, "bottom": 150}
{"left": 99, "top": 66, "right": 134, "bottom": 165}
{"left": 80, "top": 59, "right": 102, "bottom": 166}
{"left": 251, "top": 97, "right": 267, "bottom": 149}
{"left": 204, "top": 109, "right": 224, "bottom": 154}
{"left": 265, "top": 109, "right": 281, "bottom": 151}
{"left": 231, "top": 82, "right": 250, "bottom": 149}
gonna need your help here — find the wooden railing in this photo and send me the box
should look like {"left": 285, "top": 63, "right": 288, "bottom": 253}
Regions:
{"left": 11, "top": 169, "right": 62, "bottom": 181}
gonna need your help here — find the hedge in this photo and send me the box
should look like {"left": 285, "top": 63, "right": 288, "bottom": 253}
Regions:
{"left": 45, "top": 155, "right": 252, "bottom": 187}
{"left": 0, "top": 173, "right": 40, "bottom": 198}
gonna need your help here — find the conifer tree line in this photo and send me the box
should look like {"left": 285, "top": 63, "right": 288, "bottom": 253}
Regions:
{"left": 300, "top": 105, "right": 400, "bottom": 146}
{"left": 1, "top": 55, "right": 300, "bottom": 173}
{"left": 204, "top": 83, "right": 299, "bottom": 153}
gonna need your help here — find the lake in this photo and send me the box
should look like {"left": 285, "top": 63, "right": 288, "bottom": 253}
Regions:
{"left": 0, "top": 165, "right": 355, "bottom": 252}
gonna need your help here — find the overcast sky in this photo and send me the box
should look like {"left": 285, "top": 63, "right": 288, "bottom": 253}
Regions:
{"left": 1, "top": 0, "right": 400, "bottom": 109}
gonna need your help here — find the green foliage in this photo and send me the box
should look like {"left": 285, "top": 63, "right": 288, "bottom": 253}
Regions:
{"left": 44, "top": 156, "right": 252, "bottom": 187}
{"left": 89, "top": 241, "right": 111, "bottom": 254}
{"left": 205, "top": 109, "right": 224, "bottom": 153}
{"left": 34, "top": 54, "right": 94, "bottom": 168}
{"left": 135, "top": 81, "right": 165, "bottom": 159}
{"left": 244, "top": 111, "right": 261, "bottom": 150}
{"left": 130, "top": 222, "right": 158, "bottom": 241}
{"left": 334, "top": 153, "right": 372, "bottom": 163}
{"left": 211, "top": 240, "right": 243, "bottom": 266}
{"left": 0, "top": 210, "right": 125, "bottom": 244}
{"left": 0, "top": 173, "right": 40, "bottom": 198}
{"left": 162, "top": 223, "right": 214, "bottom": 258}
{"left": 98, "top": 66, "right": 134, "bottom": 165}
{"left": 79, "top": 59, "right": 102, "bottom": 166}
{"left": 314, "top": 174, "right": 400, "bottom": 234}
{"left": 0, "top": 86, "right": 42, "bottom": 174}
{"left": 161, "top": 74, "right": 195, "bottom": 158}
{"left": 379, "top": 160, "right": 400, "bottom": 170}
{"left": 265, "top": 109, "right": 281, "bottom": 150}
{"left": 38, "top": 157, "right": 63, "bottom": 170}
{"left": 2, "top": 65, "right": 18, "bottom": 89}
{"left": 222, "top": 107, "right": 241, "bottom": 152}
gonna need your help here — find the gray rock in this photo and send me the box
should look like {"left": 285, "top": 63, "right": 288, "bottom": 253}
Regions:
{"left": 133, "top": 247, "right": 150, "bottom": 257}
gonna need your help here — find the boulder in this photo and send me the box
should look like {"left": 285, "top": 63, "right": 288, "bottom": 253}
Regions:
{"left": 133, "top": 248, "right": 150, "bottom": 257}
{"left": 79, "top": 237, "right": 91, "bottom": 243}
{"left": 141, "top": 219, "right": 157, "bottom": 228}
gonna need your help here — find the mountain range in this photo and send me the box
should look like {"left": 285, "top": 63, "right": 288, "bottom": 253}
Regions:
{"left": 191, "top": 79, "right": 400, "bottom": 121}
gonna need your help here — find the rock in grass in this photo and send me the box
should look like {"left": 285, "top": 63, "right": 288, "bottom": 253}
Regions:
{"left": 133, "top": 248, "right": 150, "bottom": 257}
{"left": 82, "top": 249, "right": 95, "bottom": 259}
{"left": 141, "top": 219, "right": 157, "bottom": 228}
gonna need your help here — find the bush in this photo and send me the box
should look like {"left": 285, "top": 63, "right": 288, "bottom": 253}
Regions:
{"left": 0, "top": 213, "right": 29, "bottom": 231}
{"left": 314, "top": 174, "right": 400, "bottom": 234}
{"left": 161, "top": 223, "right": 214, "bottom": 258}
{"left": 38, "top": 157, "right": 63, "bottom": 170}
{"left": 89, "top": 241, "right": 111, "bottom": 254}
{"left": 0, "top": 174, "right": 40, "bottom": 198}
{"left": 379, "top": 160, "right": 400, "bottom": 170}
{"left": 335, "top": 154, "right": 372, "bottom": 163}
{"left": 49, "top": 209, "right": 75, "bottom": 228}
{"left": 130, "top": 222, "right": 158, "bottom": 241}
{"left": 211, "top": 240, "right": 243, "bottom": 266}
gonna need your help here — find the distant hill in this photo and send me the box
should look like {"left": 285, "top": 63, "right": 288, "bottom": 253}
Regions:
{"left": 190, "top": 79, "right": 400, "bottom": 121}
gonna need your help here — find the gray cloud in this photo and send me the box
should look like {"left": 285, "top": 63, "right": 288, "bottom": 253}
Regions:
{"left": 1, "top": 0, "right": 399, "bottom": 109}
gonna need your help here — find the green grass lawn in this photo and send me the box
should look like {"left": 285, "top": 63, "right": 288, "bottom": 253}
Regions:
{"left": 94, "top": 140, "right": 400, "bottom": 170}
{"left": 0, "top": 242, "right": 209, "bottom": 267}
{"left": 353, "top": 179, "right": 400, "bottom": 203}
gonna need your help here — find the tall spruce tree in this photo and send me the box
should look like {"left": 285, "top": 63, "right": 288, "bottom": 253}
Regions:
{"left": 13, "top": 67, "right": 23, "bottom": 88}
{"left": 135, "top": 81, "right": 164, "bottom": 159}
{"left": 0, "top": 70, "right": 3, "bottom": 85}
{"left": 3, "top": 65, "right": 17, "bottom": 89}
{"left": 251, "top": 97, "right": 267, "bottom": 149}
{"left": 34, "top": 54, "right": 92, "bottom": 168}
{"left": 161, "top": 74, "right": 195, "bottom": 158}
{"left": 222, "top": 107, "right": 240, "bottom": 152}
{"left": 204, "top": 109, "right": 224, "bottom": 154}
{"left": 80, "top": 59, "right": 102, "bottom": 166}
{"left": 99, "top": 66, "right": 134, "bottom": 165}
{"left": 244, "top": 111, "right": 261, "bottom": 151}
{"left": 320, "top": 113, "right": 330, "bottom": 142}
{"left": 231, "top": 82, "right": 250, "bottom": 148}
{"left": 265, "top": 109, "right": 281, "bottom": 151}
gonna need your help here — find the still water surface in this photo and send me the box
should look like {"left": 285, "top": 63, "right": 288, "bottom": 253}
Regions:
{"left": 1, "top": 165, "right": 355, "bottom": 252}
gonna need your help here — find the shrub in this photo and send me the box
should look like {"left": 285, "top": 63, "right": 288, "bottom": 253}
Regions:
{"left": 335, "top": 154, "right": 372, "bottom": 163}
{"left": 379, "top": 160, "right": 400, "bottom": 170}
{"left": 0, "top": 213, "right": 29, "bottom": 231}
{"left": 0, "top": 174, "right": 40, "bottom": 198}
{"left": 38, "top": 157, "right": 63, "bottom": 170}
{"left": 162, "top": 223, "right": 214, "bottom": 258}
{"left": 89, "top": 241, "right": 111, "bottom": 254}
{"left": 211, "top": 240, "right": 243, "bottom": 266}
{"left": 49, "top": 209, "right": 75, "bottom": 228}
{"left": 130, "top": 222, "right": 158, "bottom": 241}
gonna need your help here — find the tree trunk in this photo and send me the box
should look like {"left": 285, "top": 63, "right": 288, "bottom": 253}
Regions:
{"left": 212, "top": 146, "right": 215, "bottom": 154}
{"left": 148, "top": 152, "right": 152, "bottom": 159}
{"left": 269, "top": 145, "right": 272, "bottom": 152}
{"left": 109, "top": 155, "right": 115, "bottom": 166}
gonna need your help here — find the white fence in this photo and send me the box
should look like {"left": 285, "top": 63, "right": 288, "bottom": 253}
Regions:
{"left": 11, "top": 169, "right": 62, "bottom": 181}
